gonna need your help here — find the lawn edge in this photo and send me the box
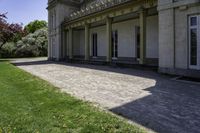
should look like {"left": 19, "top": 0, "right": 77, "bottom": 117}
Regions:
{"left": 9, "top": 61, "right": 153, "bottom": 133}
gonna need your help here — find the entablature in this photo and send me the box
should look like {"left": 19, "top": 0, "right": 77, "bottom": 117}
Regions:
{"left": 64, "top": 0, "right": 157, "bottom": 29}
{"left": 47, "top": 0, "right": 83, "bottom": 10}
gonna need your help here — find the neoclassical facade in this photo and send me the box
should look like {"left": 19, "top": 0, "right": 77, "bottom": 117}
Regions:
{"left": 47, "top": 0, "right": 200, "bottom": 78}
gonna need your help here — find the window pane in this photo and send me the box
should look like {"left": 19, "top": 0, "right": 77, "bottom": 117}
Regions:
{"left": 95, "top": 34, "right": 97, "bottom": 56}
{"left": 112, "top": 30, "right": 118, "bottom": 58}
{"left": 190, "top": 17, "right": 197, "bottom": 26}
{"left": 111, "top": 31, "right": 114, "bottom": 57}
{"left": 190, "top": 29, "right": 197, "bottom": 65}
{"left": 115, "top": 31, "right": 118, "bottom": 57}
{"left": 92, "top": 33, "right": 97, "bottom": 56}
{"left": 136, "top": 27, "right": 140, "bottom": 59}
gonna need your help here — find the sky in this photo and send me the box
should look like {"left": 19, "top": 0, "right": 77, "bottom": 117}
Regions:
{"left": 0, "top": 0, "right": 48, "bottom": 26}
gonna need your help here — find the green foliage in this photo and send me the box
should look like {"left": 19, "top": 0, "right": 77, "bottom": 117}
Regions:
{"left": 0, "top": 28, "right": 47, "bottom": 58}
{"left": 14, "top": 28, "right": 48, "bottom": 57}
{"left": 24, "top": 20, "right": 47, "bottom": 34}
{"left": 0, "top": 13, "right": 25, "bottom": 49}
{"left": 0, "top": 14, "right": 47, "bottom": 58}
{"left": 0, "top": 62, "right": 145, "bottom": 133}
{"left": 0, "top": 42, "right": 16, "bottom": 58}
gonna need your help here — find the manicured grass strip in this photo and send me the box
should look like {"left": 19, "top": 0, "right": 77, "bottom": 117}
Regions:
{"left": 0, "top": 61, "right": 145, "bottom": 133}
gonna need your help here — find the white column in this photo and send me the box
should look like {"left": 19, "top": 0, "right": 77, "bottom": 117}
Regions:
{"left": 85, "top": 24, "right": 90, "bottom": 60}
{"left": 48, "top": 11, "right": 52, "bottom": 60}
{"left": 48, "top": 35, "right": 51, "bottom": 60}
{"left": 106, "top": 17, "right": 112, "bottom": 62}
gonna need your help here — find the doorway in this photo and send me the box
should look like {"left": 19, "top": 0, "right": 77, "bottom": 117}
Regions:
{"left": 92, "top": 33, "right": 98, "bottom": 57}
{"left": 135, "top": 26, "right": 140, "bottom": 61}
{"left": 112, "top": 30, "right": 118, "bottom": 59}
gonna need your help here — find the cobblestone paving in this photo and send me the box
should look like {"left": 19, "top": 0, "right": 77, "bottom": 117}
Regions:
{"left": 12, "top": 58, "right": 200, "bottom": 133}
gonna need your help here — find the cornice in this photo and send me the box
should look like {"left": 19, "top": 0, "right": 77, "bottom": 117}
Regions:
{"left": 47, "top": 0, "right": 81, "bottom": 10}
{"left": 47, "top": 0, "right": 58, "bottom": 10}
{"left": 157, "top": 0, "right": 200, "bottom": 11}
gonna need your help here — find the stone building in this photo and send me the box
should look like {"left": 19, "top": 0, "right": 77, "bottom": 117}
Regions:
{"left": 47, "top": 0, "right": 200, "bottom": 78}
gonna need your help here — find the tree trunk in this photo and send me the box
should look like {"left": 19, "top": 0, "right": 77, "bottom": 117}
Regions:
{"left": 0, "top": 42, "right": 5, "bottom": 51}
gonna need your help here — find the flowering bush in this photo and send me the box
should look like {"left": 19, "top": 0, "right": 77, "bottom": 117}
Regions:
{"left": 0, "top": 28, "right": 48, "bottom": 58}
{"left": 14, "top": 28, "right": 48, "bottom": 57}
{"left": 0, "top": 13, "right": 25, "bottom": 50}
{"left": 0, "top": 13, "right": 48, "bottom": 58}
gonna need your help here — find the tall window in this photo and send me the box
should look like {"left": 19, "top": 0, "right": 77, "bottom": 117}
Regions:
{"left": 135, "top": 26, "right": 140, "bottom": 59}
{"left": 112, "top": 30, "right": 118, "bottom": 58}
{"left": 189, "top": 15, "right": 200, "bottom": 69}
{"left": 92, "top": 33, "right": 97, "bottom": 57}
{"left": 54, "top": 10, "right": 56, "bottom": 29}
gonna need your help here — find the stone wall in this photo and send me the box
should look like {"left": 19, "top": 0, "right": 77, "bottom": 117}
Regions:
{"left": 158, "top": 0, "right": 200, "bottom": 77}
{"left": 48, "top": 0, "right": 80, "bottom": 60}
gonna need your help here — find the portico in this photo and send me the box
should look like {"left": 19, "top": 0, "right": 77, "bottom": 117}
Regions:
{"left": 61, "top": 0, "right": 158, "bottom": 66}
{"left": 47, "top": 0, "right": 200, "bottom": 78}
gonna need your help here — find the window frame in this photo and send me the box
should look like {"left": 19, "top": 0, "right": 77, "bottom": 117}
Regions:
{"left": 188, "top": 15, "right": 200, "bottom": 70}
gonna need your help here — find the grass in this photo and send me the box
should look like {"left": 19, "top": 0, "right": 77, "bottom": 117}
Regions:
{"left": 0, "top": 61, "right": 145, "bottom": 133}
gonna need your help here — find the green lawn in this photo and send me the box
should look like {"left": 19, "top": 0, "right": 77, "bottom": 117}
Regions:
{"left": 0, "top": 61, "right": 145, "bottom": 133}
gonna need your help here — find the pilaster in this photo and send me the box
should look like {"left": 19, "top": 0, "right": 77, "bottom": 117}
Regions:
{"left": 68, "top": 27, "right": 73, "bottom": 59}
{"left": 158, "top": 8, "right": 175, "bottom": 68}
{"left": 84, "top": 23, "right": 90, "bottom": 61}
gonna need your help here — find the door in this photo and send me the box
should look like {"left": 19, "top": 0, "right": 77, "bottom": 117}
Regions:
{"left": 112, "top": 30, "right": 118, "bottom": 59}
{"left": 135, "top": 26, "right": 140, "bottom": 60}
{"left": 189, "top": 15, "right": 200, "bottom": 70}
{"left": 92, "top": 33, "right": 97, "bottom": 57}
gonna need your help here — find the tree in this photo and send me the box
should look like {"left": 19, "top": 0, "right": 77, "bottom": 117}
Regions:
{"left": 24, "top": 20, "right": 47, "bottom": 34}
{"left": 14, "top": 27, "right": 48, "bottom": 57}
{"left": 0, "top": 13, "right": 24, "bottom": 50}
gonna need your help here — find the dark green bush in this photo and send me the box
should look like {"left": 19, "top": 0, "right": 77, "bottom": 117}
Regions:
{"left": 0, "top": 42, "right": 16, "bottom": 58}
{"left": 0, "top": 28, "right": 48, "bottom": 58}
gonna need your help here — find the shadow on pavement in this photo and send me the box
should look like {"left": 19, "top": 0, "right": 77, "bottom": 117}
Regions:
{"left": 12, "top": 59, "right": 200, "bottom": 133}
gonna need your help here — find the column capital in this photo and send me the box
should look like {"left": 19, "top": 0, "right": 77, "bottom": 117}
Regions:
{"left": 84, "top": 21, "right": 90, "bottom": 26}
{"left": 63, "top": 27, "right": 68, "bottom": 31}
{"left": 106, "top": 16, "right": 113, "bottom": 22}
{"left": 138, "top": 6, "right": 147, "bottom": 13}
{"left": 84, "top": 22, "right": 87, "bottom": 26}
{"left": 65, "top": 26, "right": 72, "bottom": 31}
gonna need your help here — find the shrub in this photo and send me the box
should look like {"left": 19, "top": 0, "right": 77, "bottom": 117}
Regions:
{"left": 14, "top": 28, "right": 48, "bottom": 57}
{"left": 0, "top": 42, "right": 16, "bottom": 58}
{"left": 24, "top": 20, "right": 47, "bottom": 33}
{"left": 0, "top": 28, "right": 48, "bottom": 58}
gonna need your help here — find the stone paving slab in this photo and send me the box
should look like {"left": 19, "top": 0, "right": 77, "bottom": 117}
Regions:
{"left": 11, "top": 58, "right": 200, "bottom": 133}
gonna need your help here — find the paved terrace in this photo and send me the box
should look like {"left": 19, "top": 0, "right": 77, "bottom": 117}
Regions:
{"left": 12, "top": 58, "right": 200, "bottom": 133}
